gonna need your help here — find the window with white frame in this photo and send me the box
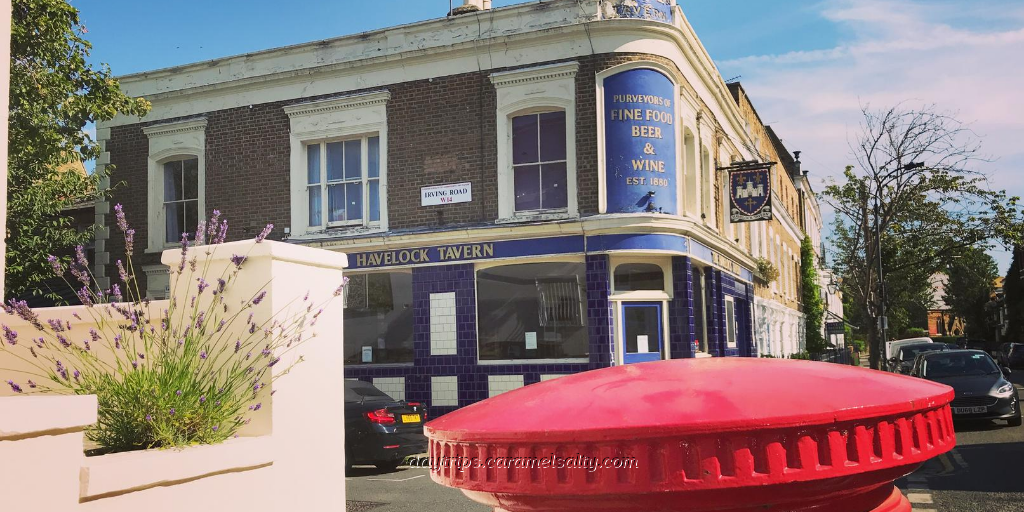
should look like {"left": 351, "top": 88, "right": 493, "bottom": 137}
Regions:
{"left": 305, "top": 136, "right": 381, "bottom": 228}
{"left": 162, "top": 157, "right": 199, "bottom": 243}
{"left": 284, "top": 91, "right": 389, "bottom": 237}
{"left": 491, "top": 62, "right": 579, "bottom": 222}
{"left": 142, "top": 118, "right": 206, "bottom": 252}
{"left": 511, "top": 111, "right": 567, "bottom": 212}
{"left": 725, "top": 296, "right": 738, "bottom": 348}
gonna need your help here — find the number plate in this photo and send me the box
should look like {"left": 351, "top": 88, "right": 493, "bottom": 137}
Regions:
{"left": 952, "top": 406, "right": 987, "bottom": 415}
{"left": 401, "top": 414, "right": 421, "bottom": 423}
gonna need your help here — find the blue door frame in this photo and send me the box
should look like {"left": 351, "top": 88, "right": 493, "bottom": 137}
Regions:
{"left": 620, "top": 302, "right": 664, "bottom": 364}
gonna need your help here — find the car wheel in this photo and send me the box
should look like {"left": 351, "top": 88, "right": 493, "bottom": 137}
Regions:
{"left": 374, "top": 460, "right": 403, "bottom": 472}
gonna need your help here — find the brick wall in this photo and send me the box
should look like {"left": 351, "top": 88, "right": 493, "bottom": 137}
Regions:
{"left": 101, "top": 52, "right": 692, "bottom": 293}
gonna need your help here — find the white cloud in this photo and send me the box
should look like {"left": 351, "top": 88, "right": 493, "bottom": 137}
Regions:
{"left": 720, "top": 0, "right": 1024, "bottom": 271}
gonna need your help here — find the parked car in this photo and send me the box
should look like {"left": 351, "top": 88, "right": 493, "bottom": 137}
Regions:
{"left": 910, "top": 350, "right": 1021, "bottom": 427}
{"left": 1006, "top": 343, "right": 1024, "bottom": 369}
{"left": 892, "top": 342, "right": 949, "bottom": 374}
{"left": 344, "top": 380, "right": 428, "bottom": 471}
{"left": 885, "top": 337, "right": 933, "bottom": 372}
{"left": 994, "top": 342, "right": 1014, "bottom": 366}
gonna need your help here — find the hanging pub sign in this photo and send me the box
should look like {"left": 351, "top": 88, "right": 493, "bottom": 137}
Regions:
{"left": 728, "top": 165, "right": 773, "bottom": 223}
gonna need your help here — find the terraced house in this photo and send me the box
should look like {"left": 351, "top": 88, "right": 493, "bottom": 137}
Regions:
{"left": 95, "top": 0, "right": 825, "bottom": 414}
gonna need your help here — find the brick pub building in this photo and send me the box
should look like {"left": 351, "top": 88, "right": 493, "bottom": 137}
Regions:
{"left": 96, "top": 0, "right": 813, "bottom": 414}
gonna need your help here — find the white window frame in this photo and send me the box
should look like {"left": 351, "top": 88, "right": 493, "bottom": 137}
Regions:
{"left": 143, "top": 118, "right": 207, "bottom": 253}
{"left": 491, "top": 62, "right": 579, "bottom": 223}
{"left": 285, "top": 91, "right": 389, "bottom": 239}
{"left": 304, "top": 136, "right": 382, "bottom": 229}
{"left": 725, "top": 296, "right": 738, "bottom": 349}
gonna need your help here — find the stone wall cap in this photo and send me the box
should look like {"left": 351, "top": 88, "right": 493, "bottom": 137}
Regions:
{"left": 0, "top": 395, "right": 97, "bottom": 439}
{"left": 160, "top": 240, "right": 349, "bottom": 271}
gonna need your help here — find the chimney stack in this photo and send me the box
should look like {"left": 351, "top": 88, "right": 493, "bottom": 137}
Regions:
{"left": 793, "top": 151, "right": 802, "bottom": 178}
{"left": 452, "top": 0, "right": 491, "bottom": 15}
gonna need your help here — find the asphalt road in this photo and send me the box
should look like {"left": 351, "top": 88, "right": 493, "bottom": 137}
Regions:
{"left": 897, "top": 368, "right": 1024, "bottom": 512}
{"left": 346, "top": 465, "right": 488, "bottom": 512}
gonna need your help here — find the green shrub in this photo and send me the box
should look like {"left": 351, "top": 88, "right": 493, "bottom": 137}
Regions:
{"left": 789, "top": 351, "right": 812, "bottom": 360}
{"left": 1, "top": 206, "right": 343, "bottom": 452}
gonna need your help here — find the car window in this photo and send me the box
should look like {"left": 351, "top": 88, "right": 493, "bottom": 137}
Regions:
{"left": 922, "top": 352, "right": 1000, "bottom": 378}
{"left": 344, "top": 380, "right": 395, "bottom": 402}
{"left": 901, "top": 344, "right": 942, "bottom": 361}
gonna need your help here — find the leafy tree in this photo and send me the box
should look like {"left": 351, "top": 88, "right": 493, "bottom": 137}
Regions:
{"left": 1002, "top": 246, "right": 1024, "bottom": 341}
{"left": 7, "top": 0, "right": 150, "bottom": 301}
{"left": 800, "top": 236, "right": 826, "bottom": 352}
{"left": 942, "top": 247, "right": 998, "bottom": 339}
{"left": 823, "top": 105, "right": 1023, "bottom": 369}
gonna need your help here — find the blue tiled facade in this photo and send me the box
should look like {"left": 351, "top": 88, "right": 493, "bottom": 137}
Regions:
{"left": 344, "top": 239, "right": 756, "bottom": 416}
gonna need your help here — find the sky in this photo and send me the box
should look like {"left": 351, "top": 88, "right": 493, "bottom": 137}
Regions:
{"left": 76, "top": 0, "right": 1024, "bottom": 273}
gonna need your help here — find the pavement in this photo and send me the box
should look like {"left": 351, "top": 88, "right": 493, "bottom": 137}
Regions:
{"left": 346, "top": 465, "right": 488, "bottom": 512}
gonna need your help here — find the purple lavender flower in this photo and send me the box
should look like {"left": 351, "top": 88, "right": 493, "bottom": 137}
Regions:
{"left": 114, "top": 203, "right": 128, "bottom": 232}
{"left": 212, "top": 425, "right": 219, "bottom": 432}
{"left": 124, "top": 228, "right": 136, "bottom": 256}
{"left": 261, "top": 346, "right": 271, "bottom": 358}
{"left": 132, "top": 360, "right": 139, "bottom": 370}
{"left": 4, "top": 299, "right": 43, "bottom": 330}
{"left": 116, "top": 260, "right": 129, "bottom": 282}
{"left": 207, "top": 210, "right": 221, "bottom": 240}
{"left": 200, "top": 350, "right": 208, "bottom": 360}
{"left": 333, "top": 277, "right": 350, "bottom": 296}
{"left": 199, "top": 395, "right": 206, "bottom": 403}
{"left": 89, "top": 329, "right": 100, "bottom": 342}
{"left": 255, "top": 223, "right": 273, "bottom": 243}
{"left": 197, "top": 278, "right": 209, "bottom": 294}
{"left": 176, "top": 389, "right": 183, "bottom": 396}
{"left": 3, "top": 325, "right": 17, "bottom": 346}
{"left": 245, "top": 366, "right": 254, "bottom": 375}
{"left": 268, "top": 357, "right": 281, "bottom": 368}
{"left": 47, "top": 255, "right": 65, "bottom": 277}
{"left": 72, "top": 370, "right": 80, "bottom": 382}
{"left": 217, "top": 319, "right": 226, "bottom": 332}
{"left": 7, "top": 380, "right": 23, "bottom": 393}
{"left": 249, "top": 323, "right": 256, "bottom": 335}
{"left": 145, "top": 414, "right": 152, "bottom": 421}
{"left": 234, "top": 340, "right": 241, "bottom": 353}
{"left": 69, "top": 246, "right": 91, "bottom": 287}
{"left": 72, "top": 312, "right": 81, "bottom": 320}
{"left": 27, "top": 380, "right": 36, "bottom": 389}
{"left": 216, "top": 279, "right": 226, "bottom": 294}
{"left": 57, "top": 334, "right": 71, "bottom": 348}
{"left": 215, "top": 220, "right": 228, "bottom": 245}
{"left": 47, "top": 318, "right": 65, "bottom": 332}
{"left": 196, "top": 311, "right": 206, "bottom": 330}
{"left": 253, "top": 403, "right": 262, "bottom": 411}
{"left": 246, "top": 351, "right": 252, "bottom": 360}
{"left": 83, "top": 341, "right": 91, "bottom": 351}
{"left": 252, "top": 291, "right": 267, "bottom": 305}
{"left": 110, "top": 283, "right": 123, "bottom": 301}
{"left": 169, "top": 408, "right": 176, "bottom": 416}
{"left": 230, "top": 254, "right": 246, "bottom": 268}
{"left": 138, "top": 352, "right": 146, "bottom": 360}
{"left": 303, "top": 291, "right": 310, "bottom": 301}
{"left": 114, "top": 334, "right": 122, "bottom": 350}
{"left": 178, "top": 232, "right": 190, "bottom": 272}
{"left": 215, "top": 400, "right": 221, "bottom": 406}
{"left": 195, "top": 220, "right": 207, "bottom": 246}
{"left": 76, "top": 287, "right": 93, "bottom": 306}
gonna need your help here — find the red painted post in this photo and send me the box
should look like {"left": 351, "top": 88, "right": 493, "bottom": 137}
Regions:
{"left": 426, "top": 359, "right": 954, "bottom": 512}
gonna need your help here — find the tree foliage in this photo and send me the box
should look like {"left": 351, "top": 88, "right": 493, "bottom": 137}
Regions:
{"left": 800, "top": 236, "right": 826, "bottom": 352}
{"left": 823, "top": 105, "right": 1023, "bottom": 369}
{"left": 942, "top": 247, "right": 998, "bottom": 339}
{"left": 1002, "top": 246, "right": 1024, "bottom": 341}
{"left": 7, "top": 0, "right": 150, "bottom": 300}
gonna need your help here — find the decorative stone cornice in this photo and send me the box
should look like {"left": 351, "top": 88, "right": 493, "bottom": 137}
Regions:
{"left": 283, "top": 91, "right": 391, "bottom": 118}
{"left": 142, "top": 118, "right": 207, "bottom": 137}
{"left": 489, "top": 61, "right": 579, "bottom": 88}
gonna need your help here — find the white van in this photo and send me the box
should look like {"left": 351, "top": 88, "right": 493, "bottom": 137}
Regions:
{"left": 885, "top": 337, "right": 934, "bottom": 371}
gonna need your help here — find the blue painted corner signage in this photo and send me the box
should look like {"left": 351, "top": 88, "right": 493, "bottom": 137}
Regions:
{"left": 604, "top": 68, "right": 678, "bottom": 215}
{"left": 348, "top": 236, "right": 585, "bottom": 270}
{"left": 729, "top": 167, "right": 773, "bottom": 223}
{"left": 610, "top": 0, "right": 673, "bottom": 23}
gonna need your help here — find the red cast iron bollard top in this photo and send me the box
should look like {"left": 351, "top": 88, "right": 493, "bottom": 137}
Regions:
{"left": 425, "top": 359, "right": 955, "bottom": 512}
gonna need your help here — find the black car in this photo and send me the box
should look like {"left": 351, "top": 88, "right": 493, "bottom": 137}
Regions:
{"left": 344, "top": 380, "right": 428, "bottom": 471}
{"left": 892, "top": 342, "right": 949, "bottom": 375}
{"left": 1006, "top": 343, "right": 1024, "bottom": 369}
{"left": 910, "top": 350, "right": 1021, "bottom": 427}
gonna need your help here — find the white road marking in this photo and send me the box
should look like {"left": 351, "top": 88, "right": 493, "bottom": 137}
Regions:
{"left": 908, "top": 493, "right": 934, "bottom": 504}
{"left": 366, "top": 474, "right": 426, "bottom": 482}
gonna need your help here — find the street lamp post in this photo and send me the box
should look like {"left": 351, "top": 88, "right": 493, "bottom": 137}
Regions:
{"left": 875, "top": 162, "right": 924, "bottom": 369}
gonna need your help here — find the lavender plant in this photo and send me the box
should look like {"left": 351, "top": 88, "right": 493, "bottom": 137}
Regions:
{"left": 0, "top": 206, "right": 344, "bottom": 452}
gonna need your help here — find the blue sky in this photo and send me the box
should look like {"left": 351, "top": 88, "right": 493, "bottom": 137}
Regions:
{"left": 77, "top": 0, "right": 1024, "bottom": 273}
